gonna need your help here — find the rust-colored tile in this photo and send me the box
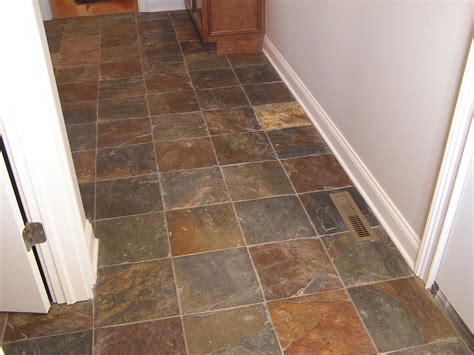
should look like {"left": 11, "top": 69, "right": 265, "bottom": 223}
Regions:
{"left": 97, "top": 117, "right": 152, "bottom": 148}
{"left": 62, "top": 100, "right": 97, "bottom": 125}
{"left": 137, "top": 11, "right": 171, "bottom": 21}
{"left": 0, "top": 312, "right": 7, "bottom": 342}
{"left": 94, "top": 259, "right": 179, "bottom": 327}
{"left": 234, "top": 195, "right": 315, "bottom": 245}
{"left": 98, "top": 96, "right": 148, "bottom": 121}
{"left": 227, "top": 53, "right": 269, "bottom": 67}
{"left": 250, "top": 239, "right": 342, "bottom": 300}
{"left": 141, "top": 41, "right": 181, "bottom": 58}
{"left": 100, "top": 45, "right": 140, "bottom": 63}
{"left": 145, "top": 72, "right": 192, "bottom": 93}
{"left": 169, "top": 9, "right": 190, "bottom": 18}
{"left": 94, "top": 317, "right": 186, "bottom": 354}
{"left": 60, "top": 35, "right": 100, "bottom": 53}
{"left": 222, "top": 161, "right": 293, "bottom": 201}
{"left": 203, "top": 107, "right": 261, "bottom": 135}
{"left": 101, "top": 33, "right": 138, "bottom": 48}
{"left": 98, "top": 77, "right": 145, "bottom": 99}
{"left": 268, "top": 291, "right": 376, "bottom": 354}
{"left": 212, "top": 131, "right": 275, "bottom": 165}
{"left": 282, "top": 154, "right": 352, "bottom": 193}
{"left": 57, "top": 82, "right": 98, "bottom": 103}
{"left": 196, "top": 87, "right": 250, "bottom": 111}
{"left": 66, "top": 122, "right": 96, "bottom": 152}
{"left": 148, "top": 91, "right": 199, "bottom": 115}
{"left": 96, "top": 143, "right": 157, "bottom": 180}
{"left": 142, "top": 55, "right": 186, "bottom": 75}
{"left": 235, "top": 64, "right": 281, "bottom": 85}
{"left": 96, "top": 175, "right": 162, "bottom": 219}
{"left": 174, "top": 248, "right": 263, "bottom": 313}
{"left": 183, "top": 305, "right": 280, "bottom": 354}
{"left": 100, "top": 59, "right": 143, "bottom": 80}
{"left": 267, "top": 125, "right": 330, "bottom": 158}
{"left": 140, "top": 30, "right": 177, "bottom": 45}
{"left": 175, "top": 26, "right": 199, "bottom": 41}
{"left": 185, "top": 52, "right": 230, "bottom": 71}
{"left": 58, "top": 49, "right": 99, "bottom": 67}
{"left": 151, "top": 111, "right": 207, "bottom": 141}
{"left": 155, "top": 137, "right": 217, "bottom": 172}
{"left": 55, "top": 65, "right": 99, "bottom": 85}
{"left": 167, "top": 203, "right": 244, "bottom": 256}
{"left": 160, "top": 167, "right": 229, "bottom": 210}
{"left": 349, "top": 277, "right": 457, "bottom": 353}
{"left": 72, "top": 150, "right": 96, "bottom": 183}
{"left": 244, "top": 82, "right": 295, "bottom": 106}
{"left": 190, "top": 68, "right": 239, "bottom": 89}
{"left": 391, "top": 339, "right": 472, "bottom": 354}
{"left": 96, "top": 212, "right": 169, "bottom": 267}
{"left": 47, "top": 36, "right": 62, "bottom": 53}
{"left": 254, "top": 102, "right": 311, "bottom": 130}
{"left": 137, "top": 18, "right": 174, "bottom": 34}
{"left": 3, "top": 301, "right": 93, "bottom": 342}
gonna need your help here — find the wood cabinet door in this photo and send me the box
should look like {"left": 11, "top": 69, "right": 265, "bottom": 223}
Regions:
{"left": 207, "top": 0, "right": 264, "bottom": 37}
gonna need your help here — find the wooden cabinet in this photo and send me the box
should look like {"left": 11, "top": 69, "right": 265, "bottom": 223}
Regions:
{"left": 186, "top": 0, "right": 266, "bottom": 54}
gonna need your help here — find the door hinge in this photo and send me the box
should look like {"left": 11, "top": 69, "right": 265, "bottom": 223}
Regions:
{"left": 22, "top": 222, "right": 47, "bottom": 251}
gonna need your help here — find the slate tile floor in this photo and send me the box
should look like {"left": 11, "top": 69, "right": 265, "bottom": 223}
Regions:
{"left": 0, "top": 11, "right": 470, "bottom": 355}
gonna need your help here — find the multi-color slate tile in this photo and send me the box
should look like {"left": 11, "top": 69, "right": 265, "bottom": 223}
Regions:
{"left": 94, "top": 259, "right": 179, "bottom": 327}
{"left": 268, "top": 290, "right": 376, "bottom": 354}
{"left": 183, "top": 305, "right": 280, "bottom": 354}
{"left": 348, "top": 277, "right": 457, "bottom": 353}
{"left": 234, "top": 195, "right": 315, "bottom": 245}
{"left": 36, "top": 11, "right": 468, "bottom": 355}
{"left": 322, "top": 228, "right": 412, "bottom": 287}
{"left": 167, "top": 203, "right": 244, "bottom": 256}
{"left": 94, "top": 318, "right": 186, "bottom": 354}
{"left": 173, "top": 248, "right": 263, "bottom": 313}
{"left": 250, "top": 239, "right": 342, "bottom": 300}
{"left": 96, "top": 212, "right": 169, "bottom": 267}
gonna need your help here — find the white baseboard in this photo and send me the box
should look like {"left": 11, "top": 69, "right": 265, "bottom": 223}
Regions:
{"left": 85, "top": 220, "right": 99, "bottom": 284}
{"left": 263, "top": 36, "right": 420, "bottom": 269}
{"left": 139, "top": 0, "right": 186, "bottom": 12}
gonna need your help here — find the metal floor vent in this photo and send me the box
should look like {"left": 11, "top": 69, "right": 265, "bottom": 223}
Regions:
{"left": 329, "top": 191, "right": 376, "bottom": 241}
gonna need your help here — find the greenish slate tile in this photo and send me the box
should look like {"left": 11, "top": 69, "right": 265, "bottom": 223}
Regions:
{"left": 173, "top": 248, "right": 263, "bottom": 314}
{"left": 2, "top": 331, "right": 92, "bottom": 355}
{"left": 322, "top": 228, "right": 412, "bottom": 287}
{"left": 348, "top": 277, "right": 457, "bottom": 353}
{"left": 183, "top": 304, "right": 280, "bottom": 354}
{"left": 235, "top": 195, "right": 315, "bottom": 245}
{"left": 96, "top": 212, "right": 169, "bottom": 267}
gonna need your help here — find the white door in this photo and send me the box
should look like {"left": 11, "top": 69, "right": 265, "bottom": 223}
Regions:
{"left": 435, "top": 119, "right": 474, "bottom": 333}
{"left": 0, "top": 145, "right": 51, "bottom": 313}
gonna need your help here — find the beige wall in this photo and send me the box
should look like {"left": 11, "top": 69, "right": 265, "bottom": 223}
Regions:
{"left": 267, "top": 0, "right": 473, "bottom": 238}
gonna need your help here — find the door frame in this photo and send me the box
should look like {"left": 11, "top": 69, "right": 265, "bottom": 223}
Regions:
{"left": 0, "top": 0, "right": 98, "bottom": 304}
{"left": 415, "top": 39, "right": 474, "bottom": 286}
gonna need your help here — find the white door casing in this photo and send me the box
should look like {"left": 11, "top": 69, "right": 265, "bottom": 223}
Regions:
{"left": 0, "top": 148, "right": 51, "bottom": 313}
{"left": 0, "top": 0, "right": 98, "bottom": 304}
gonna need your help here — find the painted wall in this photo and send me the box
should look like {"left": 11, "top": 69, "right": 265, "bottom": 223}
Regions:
{"left": 266, "top": 0, "right": 474, "bottom": 238}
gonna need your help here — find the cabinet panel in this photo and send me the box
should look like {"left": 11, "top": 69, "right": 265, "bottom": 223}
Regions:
{"left": 208, "top": 0, "right": 261, "bottom": 36}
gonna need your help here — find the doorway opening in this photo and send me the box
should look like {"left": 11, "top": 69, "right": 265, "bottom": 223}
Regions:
{"left": 51, "top": 0, "right": 138, "bottom": 19}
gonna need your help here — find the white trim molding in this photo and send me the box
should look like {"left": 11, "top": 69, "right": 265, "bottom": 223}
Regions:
{"left": 139, "top": 0, "right": 186, "bottom": 12}
{"left": 0, "top": 0, "right": 98, "bottom": 304}
{"left": 415, "top": 39, "right": 474, "bottom": 284}
{"left": 263, "top": 36, "right": 420, "bottom": 268}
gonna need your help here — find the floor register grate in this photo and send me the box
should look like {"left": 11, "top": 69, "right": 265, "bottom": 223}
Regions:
{"left": 329, "top": 191, "right": 376, "bottom": 241}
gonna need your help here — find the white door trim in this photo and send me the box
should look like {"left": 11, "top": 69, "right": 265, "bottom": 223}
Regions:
{"left": 38, "top": 0, "right": 53, "bottom": 20}
{"left": 424, "top": 119, "right": 473, "bottom": 288}
{"left": 415, "top": 39, "right": 474, "bottom": 283}
{"left": 0, "top": 0, "right": 98, "bottom": 304}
